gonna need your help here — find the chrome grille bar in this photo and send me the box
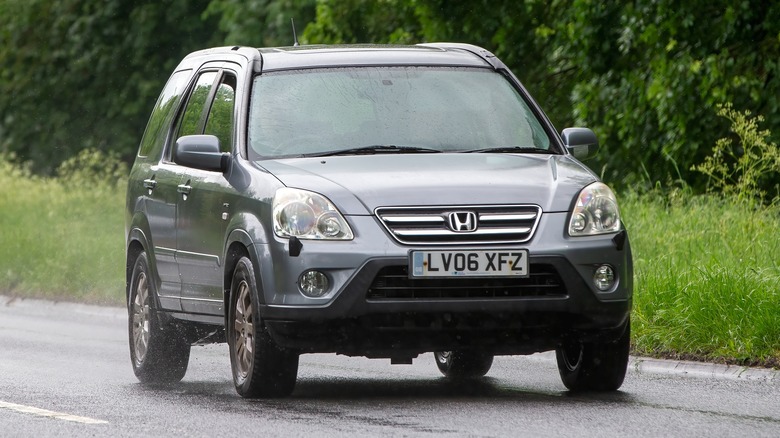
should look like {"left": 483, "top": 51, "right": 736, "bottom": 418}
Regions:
{"left": 393, "top": 227, "right": 532, "bottom": 237}
{"left": 375, "top": 204, "right": 542, "bottom": 245}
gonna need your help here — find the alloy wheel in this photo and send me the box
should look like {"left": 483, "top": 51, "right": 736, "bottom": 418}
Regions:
{"left": 233, "top": 280, "right": 254, "bottom": 379}
{"left": 131, "top": 271, "right": 151, "bottom": 366}
{"left": 560, "top": 341, "right": 584, "bottom": 372}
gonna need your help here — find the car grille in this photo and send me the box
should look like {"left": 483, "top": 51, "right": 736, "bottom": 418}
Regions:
{"left": 374, "top": 205, "right": 541, "bottom": 245}
{"left": 366, "top": 264, "right": 566, "bottom": 300}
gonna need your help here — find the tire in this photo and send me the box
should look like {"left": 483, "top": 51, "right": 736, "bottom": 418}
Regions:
{"left": 434, "top": 351, "right": 494, "bottom": 378}
{"left": 228, "top": 256, "right": 299, "bottom": 398}
{"left": 128, "top": 251, "right": 190, "bottom": 384}
{"left": 555, "top": 321, "right": 630, "bottom": 392}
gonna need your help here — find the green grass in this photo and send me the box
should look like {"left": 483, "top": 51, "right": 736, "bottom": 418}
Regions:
{"left": 0, "top": 159, "right": 126, "bottom": 305}
{"left": 622, "top": 191, "right": 780, "bottom": 367}
{"left": 1, "top": 156, "right": 778, "bottom": 366}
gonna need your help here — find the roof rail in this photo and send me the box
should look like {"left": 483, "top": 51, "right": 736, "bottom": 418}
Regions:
{"left": 417, "top": 42, "right": 504, "bottom": 70}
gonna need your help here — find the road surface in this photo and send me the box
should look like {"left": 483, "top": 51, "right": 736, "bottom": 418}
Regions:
{"left": 1, "top": 296, "right": 778, "bottom": 437}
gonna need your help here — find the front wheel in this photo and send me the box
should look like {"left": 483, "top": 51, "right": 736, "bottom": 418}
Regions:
{"left": 128, "top": 251, "right": 190, "bottom": 383}
{"left": 555, "top": 321, "right": 630, "bottom": 392}
{"left": 228, "top": 256, "right": 299, "bottom": 398}
{"left": 434, "top": 351, "right": 494, "bottom": 378}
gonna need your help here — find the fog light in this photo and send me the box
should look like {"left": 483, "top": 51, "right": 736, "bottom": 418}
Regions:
{"left": 593, "top": 265, "right": 616, "bottom": 292}
{"left": 299, "top": 270, "right": 329, "bottom": 297}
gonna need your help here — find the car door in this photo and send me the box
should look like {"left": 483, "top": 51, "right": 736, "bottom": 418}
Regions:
{"left": 173, "top": 68, "right": 237, "bottom": 315}
{"left": 134, "top": 69, "right": 192, "bottom": 311}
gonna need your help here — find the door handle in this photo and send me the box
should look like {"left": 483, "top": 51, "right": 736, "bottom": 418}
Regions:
{"left": 143, "top": 178, "right": 157, "bottom": 190}
{"left": 177, "top": 184, "right": 192, "bottom": 195}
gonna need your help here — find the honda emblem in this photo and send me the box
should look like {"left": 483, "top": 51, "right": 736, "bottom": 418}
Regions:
{"left": 448, "top": 211, "right": 478, "bottom": 232}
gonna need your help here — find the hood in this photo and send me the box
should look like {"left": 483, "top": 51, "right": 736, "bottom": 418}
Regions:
{"left": 258, "top": 154, "right": 597, "bottom": 215}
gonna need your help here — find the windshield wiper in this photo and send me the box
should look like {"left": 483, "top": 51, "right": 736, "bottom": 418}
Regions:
{"left": 460, "top": 146, "right": 554, "bottom": 154}
{"left": 305, "top": 145, "right": 443, "bottom": 157}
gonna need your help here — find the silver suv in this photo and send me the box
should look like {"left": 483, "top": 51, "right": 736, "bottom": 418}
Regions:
{"left": 125, "top": 43, "right": 633, "bottom": 398}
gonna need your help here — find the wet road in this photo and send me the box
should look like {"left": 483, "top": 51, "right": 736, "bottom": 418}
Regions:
{"left": 1, "top": 296, "right": 778, "bottom": 437}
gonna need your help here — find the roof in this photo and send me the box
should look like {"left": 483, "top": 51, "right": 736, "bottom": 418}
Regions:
{"left": 181, "top": 43, "right": 502, "bottom": 73}
{"left": 257, "top": 44, "right": 494, "bottom": 72}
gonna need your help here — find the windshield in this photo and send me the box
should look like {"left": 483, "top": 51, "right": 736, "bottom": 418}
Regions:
{"left": 248, "top": 67, "right": 552, "bottom": 158}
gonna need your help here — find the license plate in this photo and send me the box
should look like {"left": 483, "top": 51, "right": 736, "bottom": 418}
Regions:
{"left": 410, "top": 249, "right": 529, "bottom": 278}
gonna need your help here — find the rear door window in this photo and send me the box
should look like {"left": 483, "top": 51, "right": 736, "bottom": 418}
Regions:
{"left": 138, "top": 69, "right": 191, "bottom": 158}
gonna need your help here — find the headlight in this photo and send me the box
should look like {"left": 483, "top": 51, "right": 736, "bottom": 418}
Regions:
{"left": 273, "top": 188, "right": 354, "bottom": 240}
{"left": 568, "top": 182, "right": 621, "bottom": 236}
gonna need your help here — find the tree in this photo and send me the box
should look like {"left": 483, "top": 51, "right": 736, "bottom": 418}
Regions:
{"left": 1, "top": 0, "right": 778, "bottom": 192}
{"left": 204, "top": 0, "right": 317, "bottom": 47}
{"left": 301, "top": 0, "right": 780, "bottom": 189}
{"left": 555, "top": 0, "right": 780, "bottom": 188}
{"left": 0, "top": 0, "right": 220, "bottom": 172}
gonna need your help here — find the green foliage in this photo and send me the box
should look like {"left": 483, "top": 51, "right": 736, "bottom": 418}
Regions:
{"left": 3, "top": 0, "right": 779, "bottom": 191}
{"left": 303, "top": 0, "right": 421, "bottom": 44}
{"left": 0, "top": 0, "right": 221, "bottom": 172}
{"left": 302, "top": 0, "right": 575, "bottom": 127}
{"left": 623, "top": 191, "right": 780, "bottom": 366}
{"left": 300, "top": 0, "right": 780, "bottom": 191}
{"left": 56, "top": 148, "right": 128, "bottom": 188}
{"left": 560, "top": 0, "right": 780, "bottom": 189}
{"left": 693, "top": 104, "right": 780, "bottom": 205}
{"left": 204, "top": 0, "right": 316, "bottom": 47}
{"left": 0, "top": 155, "right": 125, "bottom": 304}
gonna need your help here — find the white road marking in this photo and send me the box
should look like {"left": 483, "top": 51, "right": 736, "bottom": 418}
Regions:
{"left": 0, "top": 400, "right": 108, "bottom": 425}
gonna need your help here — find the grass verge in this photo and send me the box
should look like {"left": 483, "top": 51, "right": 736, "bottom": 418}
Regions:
{"left": 622, "top": 191, "right": 780, "bottom": 367}
{"left": 1, "top": 156, "right": 778, "bottom": 366}
{"left": 0, "top": 158, "right": 126, "bottom": 305}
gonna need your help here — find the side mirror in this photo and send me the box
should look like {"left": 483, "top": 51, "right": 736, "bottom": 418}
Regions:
{"left": 562, "top": 127, "right": 599, "bottom": 160}
{"left": 174, "top": 135, "right": 230, "bottom": 172}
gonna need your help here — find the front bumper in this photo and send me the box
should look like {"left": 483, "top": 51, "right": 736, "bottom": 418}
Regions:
{"left": 253, "top": 212, "right": 632, "bottom": 356}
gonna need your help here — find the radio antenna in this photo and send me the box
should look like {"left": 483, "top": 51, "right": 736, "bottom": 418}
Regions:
{"left": 291, "top": 18, "right": 299, "bottom": 47}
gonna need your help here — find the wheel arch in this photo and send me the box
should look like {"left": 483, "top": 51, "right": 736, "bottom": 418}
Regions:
{"left": 126, "top": 227, "right": 152, "bottom": 304}
{"left": 223, "top": 229, "right": 265, "bottom": 327}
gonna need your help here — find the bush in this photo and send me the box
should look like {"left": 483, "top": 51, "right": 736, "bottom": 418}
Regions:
{"left": 56, "top": 148, "right": 129, "bottom": 188}
{"left": 693, "top": 104, "right": 780, "bottom": 205}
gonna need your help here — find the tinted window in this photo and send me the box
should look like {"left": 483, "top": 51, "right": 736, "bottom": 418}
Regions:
{"left": 138, "top": 69, "right": 191, "bottom": 158}
{"left": 204, "top": 75, "right": 236, "bottom": 153}
{"left": 178, "top": 71, "right": 218, "bottom": 139}
{"left": 248, "top": 67, "right": 550, "bottom": 158}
